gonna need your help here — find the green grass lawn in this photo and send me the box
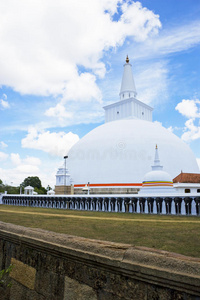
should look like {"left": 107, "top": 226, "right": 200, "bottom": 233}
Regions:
{"left": 0, "top": 205, "right": 200, "bottom": 258}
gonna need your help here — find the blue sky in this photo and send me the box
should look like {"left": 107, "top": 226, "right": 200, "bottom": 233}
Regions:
{"left": 0, "top": 0, "right": 200, "bottom": 188}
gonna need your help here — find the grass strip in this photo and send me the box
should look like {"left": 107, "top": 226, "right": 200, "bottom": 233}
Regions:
{"left": 0, "top": 205, "right": 200, "bottom": 258}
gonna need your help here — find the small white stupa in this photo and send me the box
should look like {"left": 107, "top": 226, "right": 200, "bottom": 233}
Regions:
{"left": 140, "top": 145, "right": 174, "bottom": 194}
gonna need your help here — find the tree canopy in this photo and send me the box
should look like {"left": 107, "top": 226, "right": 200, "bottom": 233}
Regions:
{"left": 0, "top": 177, "right": 48, "bottom": 195}
{"left": 21, "top": 176, "right": 42, "bottom": 189}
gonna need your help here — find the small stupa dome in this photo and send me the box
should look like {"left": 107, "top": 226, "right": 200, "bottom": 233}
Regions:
{"left": 140, "top": 145, "right": 174, "bottom": 194}
{"left": 143, "top": 170, "right": 173, "bottom": 184}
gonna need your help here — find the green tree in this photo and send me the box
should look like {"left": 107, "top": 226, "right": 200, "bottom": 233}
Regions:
{"left": 21, "top": 176, "right": 48, "bottom": 194}
{"left": 4, "top": 185, "right": 20, "bottom": 194}
{"left": 35, "top": 187, "right": 47, "bottom": 195}
{"left": 21, "top": 176, "right": 42, "bottom": 189}
{"left": 0, "top": 179, "right": 4, "bottom": 193}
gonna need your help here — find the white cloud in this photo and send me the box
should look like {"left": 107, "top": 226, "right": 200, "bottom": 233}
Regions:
{"left": 23, "top": 156, "right": 41, "bottom": 166}
{"left": 15, "top": 164, "right": 40, "bottom": 174}
{"left": 0, "top": 141, "right": 8, "bottom": 149}
{"left": 11, "top": 153, "right": 21, "bottom": 166}
{"left": 136, "top": 61, "right": 168, "bottom": 105}
{"left": 0, "top": 99, "right": 10, "bottom": 109}
{"left": 167, "top": 126, "right": 173, "bottom": 133}
{"left": 42, "top": 100, "right": 104, "bottom": 129}
{"left": 21, "top": 128, "right": 80, "bottom": 157}
{"left": 0, "top": 152, "right": 8, "bottom": 161}
{"left": 62, "top": 73, "right": 102, "bottom": 103}
{"left": 10, "top": 153, "right": 41, "bottom": 175}
{"left": 175, "top": 99, "right": 200, "bottom": 142}
{"left": 120, "top": 2, "right": 161, "bottom": 42}
{"left": 10, "top": 153, "right": 41, "bottom": 167}
{"left": 45, "top": 104, "right": 73, "bottom": 121}
{"left": 0, "top": 153, "right": 45, "bottom": 186}
{"left": 181, "top": 119, "right": 200, "bottom": 142}
{"left": 153, "top": 120, "right": 162, "bottom": 127}
{"left": 152, "top": 121, "right": 178, "bottom": 134}
{"left": 131, "top": 20, "right": 200, "bottom": 61}
{"left": 0, "top": 0, "right": 161, "bottom": 102}
{"left": 154, "top": 20, "right": 200, "bottom": 55}
{"left": 175, "top": 99, "right": 200, "bottom": 118}
{"left": 0, "top": 154, "right": 58, "bottom": 187}
{"left": 0, "top": 93, "right": 9, "bottom": 109}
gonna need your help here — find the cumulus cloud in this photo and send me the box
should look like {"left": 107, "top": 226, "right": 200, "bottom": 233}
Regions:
{"left": 167, "top": 126, "right": 173, "bottom": 133}
{"left": 11, "top": 153, "right": 21, "bottom": 166}
{"left": 0, "top": 94, "right": 10, "bottom": 109}
{"left": 181, "top": 119, "right": 200, "bottom": 142}
{"left": 10, "top": 153, "right": 41, "bottom": 167}
{"left": 15, "top": 164, "right": 40, "bottom": 174}
{"left": 175, "top": 99, "right": 200, "bottom": 118}
{"left": 21, "top": 128, "right": 80, "bottom": 157}
{"left": 62, "top": 73, "right": 102, "bottom": 103}
{"left": 0, "top": 1, "right": 161, "bottom": 102}
{"left": 43, "top": 100, "right": 104, "bottom": 128}
{"left": 0, "top": 153, "right": 44, "bottom": 186}
{"left": 0, "top": 152, "right": 8, "bottom": 161}
{"left": 0, "top": 152, "right": 57, "bottom": 187}
{"left": 45, "top": 104, "right": 73, "bottom": 121}
{"left": 175, "top": 99, "right": 200, "bottom": 142}
{"left": 23, "top": 156, "right": 41, "bottom": 166}
{"left": 10, "top": 153, "right": 41, "bottom": 176}
{"left": 153, "top": 120, "right": 162, "bottom": 127}
{"left": 0, "top": 99, "right": 10, "bottom": 109}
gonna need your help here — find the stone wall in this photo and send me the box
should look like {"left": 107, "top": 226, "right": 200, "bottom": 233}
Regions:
{"left": 74, "top": 187, "right": 139, "bottom": 195}
{"left": 0, "top": 221, "right": 200, "bottom": 300}
{"left": 54, "top": 185, "right": 74, "bottom": 195}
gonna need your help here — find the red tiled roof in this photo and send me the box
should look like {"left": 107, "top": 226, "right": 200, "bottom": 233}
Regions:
{"left": 173, "top": 173, "right": 200, "bottom": 183}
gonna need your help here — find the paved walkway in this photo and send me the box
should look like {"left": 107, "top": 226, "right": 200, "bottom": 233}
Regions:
{"left": 0, "top": 208, "right": 200, "bottom": 223}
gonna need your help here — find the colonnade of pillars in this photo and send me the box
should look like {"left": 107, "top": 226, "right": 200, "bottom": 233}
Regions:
{"left": 2, "top": 195, "right": 200, "bottom": 215}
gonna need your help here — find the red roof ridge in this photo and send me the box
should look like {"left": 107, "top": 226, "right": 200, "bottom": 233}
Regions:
{"left": 173, "top": 172, "right": 200, "bottom": 183}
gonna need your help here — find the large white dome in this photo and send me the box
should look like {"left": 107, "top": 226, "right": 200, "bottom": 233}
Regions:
{"left": 67, "top": 119, "right": 199, "bottom": 186}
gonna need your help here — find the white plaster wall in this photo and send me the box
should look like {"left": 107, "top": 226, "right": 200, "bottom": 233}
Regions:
{"left": 104, "top": 99, "right": 152, "bottom": 123}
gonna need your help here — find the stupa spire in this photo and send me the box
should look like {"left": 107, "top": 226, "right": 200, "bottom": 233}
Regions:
{"left": 152, "top": 145, "right": 163, "bottom": 171}
{"left": 119, "top": 56, "right": 137, "bottom": 100}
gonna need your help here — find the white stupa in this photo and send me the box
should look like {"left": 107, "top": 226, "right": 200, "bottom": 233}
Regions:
{"left": 67, "top": 56, "right": 199, "bottom": 193}
{"left": 140, "top": 145, "right": 174, "bottom": 194}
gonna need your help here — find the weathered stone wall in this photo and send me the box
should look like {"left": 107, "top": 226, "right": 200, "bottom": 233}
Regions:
{"left": 54, "top": 185, "right": 74, "bottom": 195}
{"left": 0, "top": 221, "right": 200, "bottom": 300}
{"left": 74, "top": 187, "right": 139, "bottom": 194}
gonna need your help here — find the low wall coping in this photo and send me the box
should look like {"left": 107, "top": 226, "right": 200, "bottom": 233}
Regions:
{"left": 0, "top": 221, "right": 200, "bottom": 295}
